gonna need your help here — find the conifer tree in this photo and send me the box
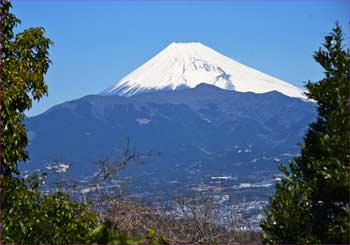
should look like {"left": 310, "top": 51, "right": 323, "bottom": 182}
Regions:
{"left": 261, "top": 23, "right": 350, "bottom": 244}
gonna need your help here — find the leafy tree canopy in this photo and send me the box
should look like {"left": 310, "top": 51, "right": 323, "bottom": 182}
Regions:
{"left": 1, "top": 2, "right": 98, "bottom": 243}
{"left": 1, "top": 0, "right": 51, "bottom": 176}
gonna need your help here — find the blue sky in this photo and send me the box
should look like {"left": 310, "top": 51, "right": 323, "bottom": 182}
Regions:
{"left": 12, "top": 0, "right": 349, "bottom": 116}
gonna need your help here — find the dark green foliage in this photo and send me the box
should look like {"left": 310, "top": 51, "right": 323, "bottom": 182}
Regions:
{"left": 3, "top": 175, "right": 97, "bottom": 244}
{"left": 0, "top": 2, "right": 99, "bottom": 243}
{"left": 261, "top": 23, "right": 350, "bottom": 244}
{"left": 1, "top": 0, "right": 51, "bottom": 176}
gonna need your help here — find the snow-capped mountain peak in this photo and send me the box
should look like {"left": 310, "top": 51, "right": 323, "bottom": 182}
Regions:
{"left": 102, "top": 42, "right": 305, "bottom": 99}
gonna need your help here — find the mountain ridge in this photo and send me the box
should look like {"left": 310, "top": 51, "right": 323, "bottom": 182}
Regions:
{"left": 37, "top": 84, "right": 311, "bottom": 121}
{"left": 26, "top": 84, "right": 316, "bottom": 172}
{"left": 24, "top": 84, "right": 316, "bottom": 213}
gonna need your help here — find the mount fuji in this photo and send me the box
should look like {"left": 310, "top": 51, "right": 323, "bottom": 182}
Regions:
{"left": 23, "top": 42, "right": 316, "bottom": 217}
{"left": 102, "top": 42, "right": 305, "bottom": 99}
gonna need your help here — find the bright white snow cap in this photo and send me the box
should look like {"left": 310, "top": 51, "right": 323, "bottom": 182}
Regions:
{"left": 103, "top": 42, "right": 305, "bottom": 99}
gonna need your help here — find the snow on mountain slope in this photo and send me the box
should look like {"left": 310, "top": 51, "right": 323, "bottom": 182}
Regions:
{"left": 102, "top": 42, "right": 305, "bottom": 99}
